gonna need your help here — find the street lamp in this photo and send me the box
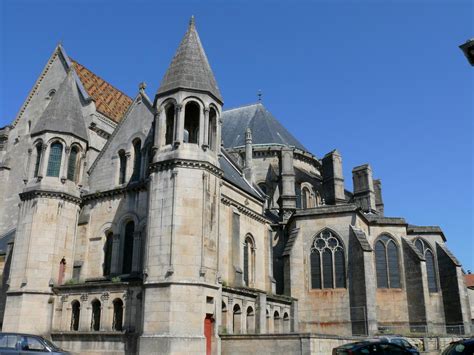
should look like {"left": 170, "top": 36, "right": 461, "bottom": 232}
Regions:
{"left": 459, "top": 39, "right": 474, "bottom": 66}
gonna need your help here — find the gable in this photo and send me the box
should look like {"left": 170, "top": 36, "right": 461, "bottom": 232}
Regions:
{"left": 88, "top": 93, "right": 154, "bottom": 192}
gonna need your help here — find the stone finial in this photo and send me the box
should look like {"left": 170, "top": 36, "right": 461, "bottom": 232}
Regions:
{"left": 139, "top": 82, "right": 147, "bottom": 93}
{"left": 257, "top": 90, "right": 263, "bottom": 102}
{"left": 189, "top": 15, "right": 195, "bottom": 27}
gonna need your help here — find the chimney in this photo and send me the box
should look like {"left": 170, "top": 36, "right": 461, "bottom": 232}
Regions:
{"left": 322, "top": 150, "right": 345, "bottom": 204}
{"left": 243, "top": 128, "right": 253, "bottom": 183}
{"left": 352, "top": 164, "right": 376, "bottom": 212}
{"left": 373, "top": 179, "right": 384, "bottom": 216}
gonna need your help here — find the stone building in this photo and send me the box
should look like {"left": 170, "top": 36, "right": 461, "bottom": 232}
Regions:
{"left": 0, "top": 17, "right": 471, "bottom": 354}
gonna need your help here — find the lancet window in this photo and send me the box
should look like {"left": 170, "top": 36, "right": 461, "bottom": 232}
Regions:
{"left": 375, "top": 234, "right": 401, "bottom": 288}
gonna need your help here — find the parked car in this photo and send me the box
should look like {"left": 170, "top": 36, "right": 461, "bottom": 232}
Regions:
{"left": 442, "top": 338, "right": 474, "bottom": 354}
{"left": 0, "top": 333, "right": 70, "bottom": 354}
{"left": 333, "top": 340, "right": 417, "bottom": 354}
{"left": 375, "top": 336, "right": 420, "bottom": 354}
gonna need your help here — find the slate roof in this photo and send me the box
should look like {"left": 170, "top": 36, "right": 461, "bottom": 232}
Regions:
{"left": 282, "top": 228, "right": 300, "bottom": 256}
{"left": 157, "top": 17, "right": 222, "bottom": 103}
{"left": 31, "top": 70, "right": 88, "bottom": 142}
{"left": 221, "top": 103, "right": 307, "bottom": 151}
{"left": 71, "top": 59, "right": 133, "bottom": 122}
{"left": 350, "top": 226, "right": 372, "bottom": 251}
{"left": 436, "top": 242, "right": 461, "bottom": 266}
{"left": 403, "top": 238, "right": 425, "bottom": 261}
{"left": 219, "top": 151, "right": 262, "bottom": 200}
{"left": 0, "top": 229, "right": 14, "bottom": 256}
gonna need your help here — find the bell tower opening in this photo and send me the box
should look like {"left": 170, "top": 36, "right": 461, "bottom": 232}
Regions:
{"left": 184, "top": 101, "right": 200, "bottom": 144}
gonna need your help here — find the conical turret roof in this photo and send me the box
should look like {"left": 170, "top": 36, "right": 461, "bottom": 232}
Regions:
{"left": 31, "top": 69, "right": 88, "bottom": 142}
{"left": 157, "top": 17, "right": 223, "bottom": 103}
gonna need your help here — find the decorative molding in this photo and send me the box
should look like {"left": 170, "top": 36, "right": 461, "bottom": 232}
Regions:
{"left": 81, "top": 180, "right": 148, "bottom": 203}
{"left": 221, "top": 195, "right": 268, "bottom": 223}
{"left": 150, "top": 158, "right": 222, "bottom": 177}
{"left": 19, "top": 189, "right": 81, "bottom": 205}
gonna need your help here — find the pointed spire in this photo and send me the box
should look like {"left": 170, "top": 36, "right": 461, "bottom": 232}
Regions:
{"left": 157, "top": 17, "right": 223, "bottom": 103}
{"left": 31, "top": 70, "right": 88, "bottom": 142}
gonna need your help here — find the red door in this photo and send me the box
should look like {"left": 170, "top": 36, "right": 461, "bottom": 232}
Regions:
{"left": 204, "top": 315, "right": 214, "bottom": 355}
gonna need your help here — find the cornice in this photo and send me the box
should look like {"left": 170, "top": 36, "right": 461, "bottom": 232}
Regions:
{"left": 19, "top": 189, "right": 82, "bottom": 205}
{"left": 82, "top": 180, "right": 148, "bottom": 203}
{"left": 221, "top": 195, "right": 268, "bottom": 223}
{"left": 150, "top": 158, "right": 222, "bottom": 177}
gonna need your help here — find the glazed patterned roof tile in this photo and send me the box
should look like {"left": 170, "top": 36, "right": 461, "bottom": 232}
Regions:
{"left": 71, "top": 59, "right": 132, "bottom": 122}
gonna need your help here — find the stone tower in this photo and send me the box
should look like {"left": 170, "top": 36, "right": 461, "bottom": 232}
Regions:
{"left": 140, "top": 17, "right": 223, "bottom": 353}
{"left": 3, "top": 70, "right": 88, "bottom": 333}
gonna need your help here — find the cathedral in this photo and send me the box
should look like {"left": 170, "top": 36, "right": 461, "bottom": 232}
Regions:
{"left": 0, "top": 17, "right": 471, "bottom": 354}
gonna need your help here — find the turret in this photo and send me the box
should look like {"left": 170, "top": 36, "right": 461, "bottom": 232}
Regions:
{"left": 141, "top": 17, "right": 222, "bottom": 353}
{"left": 3, "top": 69, "right": 88, "bottom": 333}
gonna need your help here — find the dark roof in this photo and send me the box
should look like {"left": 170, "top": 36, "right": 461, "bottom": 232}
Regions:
{"left": 221, "top": 103, "right": 307, "bottom": 151}
{"left": 282, "top": 228, "right": 300, "bottom": 256}
{"left": 31, "top": 70, "right": 88, "bottom": 141}
{"left": 403, "top": 238, "right": 425, "bottom": 261}
{"left": 219, "top": 151, "right": 262, "bottom": 200}
{"left": 0, "top": 229, "right": 15, "bottom": 256}
{"left": 407, "top": 225, "right": 446, "bottom": 241}
{"left": 350, "top": 226, "right": 372, "bottom": 251}
{"left": 436, "top": 242, "right": 461, "bottom": 266}
{"left": 157, "top": 17, "right": 222, "bottom": 103}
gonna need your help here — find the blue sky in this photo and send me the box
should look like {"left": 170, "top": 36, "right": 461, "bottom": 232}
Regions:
{"left": 1, "top": 0, "right": 473, "bottom": 270}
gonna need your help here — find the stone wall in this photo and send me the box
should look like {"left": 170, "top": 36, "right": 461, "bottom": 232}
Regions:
{"left": 221, "top": 333, "right": 462, "bottom": 355}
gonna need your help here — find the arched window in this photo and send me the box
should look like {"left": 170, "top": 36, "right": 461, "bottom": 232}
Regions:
{"left": 33, "top": 143, "right": 43, "bottom": 177}
{"left": 273, "top": 311, "right": 281, "bottom": 333}
{"left": 283, "top": 312, "right": 290, "bottom": 332}
{"left": 302, "top": 187, "right": 311, "bottom": 209}
{"left": 112, "top": 299, "right": 123, "bottom": 331}
{"left": 122, "top": 221, "right": 135, "bottom": 274}
{"left": 70, "top": 300, "right": 80, "bottom": 331}
{"left": 103, "top": 231, "right": 113, "bottom": 276}
{"left": 118, "top": 150, "right": 127, "bottom": 184}
{"left": 220, "top": 302, "right": 228, "bottom": 333}
{"left": 414, "top": 238, "right": 438, "bottom": 292}
{"left": 46, "top": 142, "right": 63, "bottom": 177}
{"left": 295, "top": 184, "right": 302, "bottom": 208}
{"left": 246, "top": 306, "right": 255, "bottom": 333}
{"left": 131, "top": 139, "right": 142, "bottom": 181}
{"left": 375, "top": 235, "right": 401, "bottom": 288}
{"left": 208, "top": 108, "right": 217, "bottom": 151}
{"left": 90, "top": 299, "right": 101, "bottom": 331}
{"left": 310, "top": 230, "right": 346, "bottom": 289}
{"left": 184, "top": 102, "right": 200, "bottom": 144}
{"left": 243, "top": 235, "right": 255, "bottom": 287}
{"left": 67, "top": 146, "right": 79, "bottom": 182}
{"left": 165, "top": 104, "right": 175, "bottom": 145}
{"left": 232, "top": 304, "right": 241, "bottom": 334}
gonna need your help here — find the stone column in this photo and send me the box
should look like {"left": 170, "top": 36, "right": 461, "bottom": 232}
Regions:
{"left": 256, "top": 293, "right": 266, "bottom": 333}
{"left": 132, "top": 231, "right": 142, "bottom": 274}
{"left": 110, "top": 234, "right": 121, "bottom": 275}
{"left": 125, "top": 152, "right": 132, "bottom": 182}
{"left": 100, "top": 292, "right": 110, "bottom": 331}
{"left": 280, "top": 147, "right": 296, "bottom": 219}
{"left": 60, "top": 146, "right": 70, "bottom": 182}
{"left": 24, "top": 148, "right": 33, "bottom": 182}
{"left": 174, "top": 104, "right": 184, "bottom": 147}
{"left": 243, "top": 128, "right": 253, "bottom": 183}
{"left": 38, "top": 144, "right": 48, "bottom": 178}
{"left": 154, "top": 107, "right": 164, "bottom": 149}
{"left": 202, "top": 107, "right": 210, "bottom": 150}
{"left": 79, "top": 294, "right": 89, "bottom": 331}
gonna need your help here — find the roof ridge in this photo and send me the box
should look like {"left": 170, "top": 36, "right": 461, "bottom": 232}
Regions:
{"left": 222, "top": 102, "right": 262, "bottom": 113}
